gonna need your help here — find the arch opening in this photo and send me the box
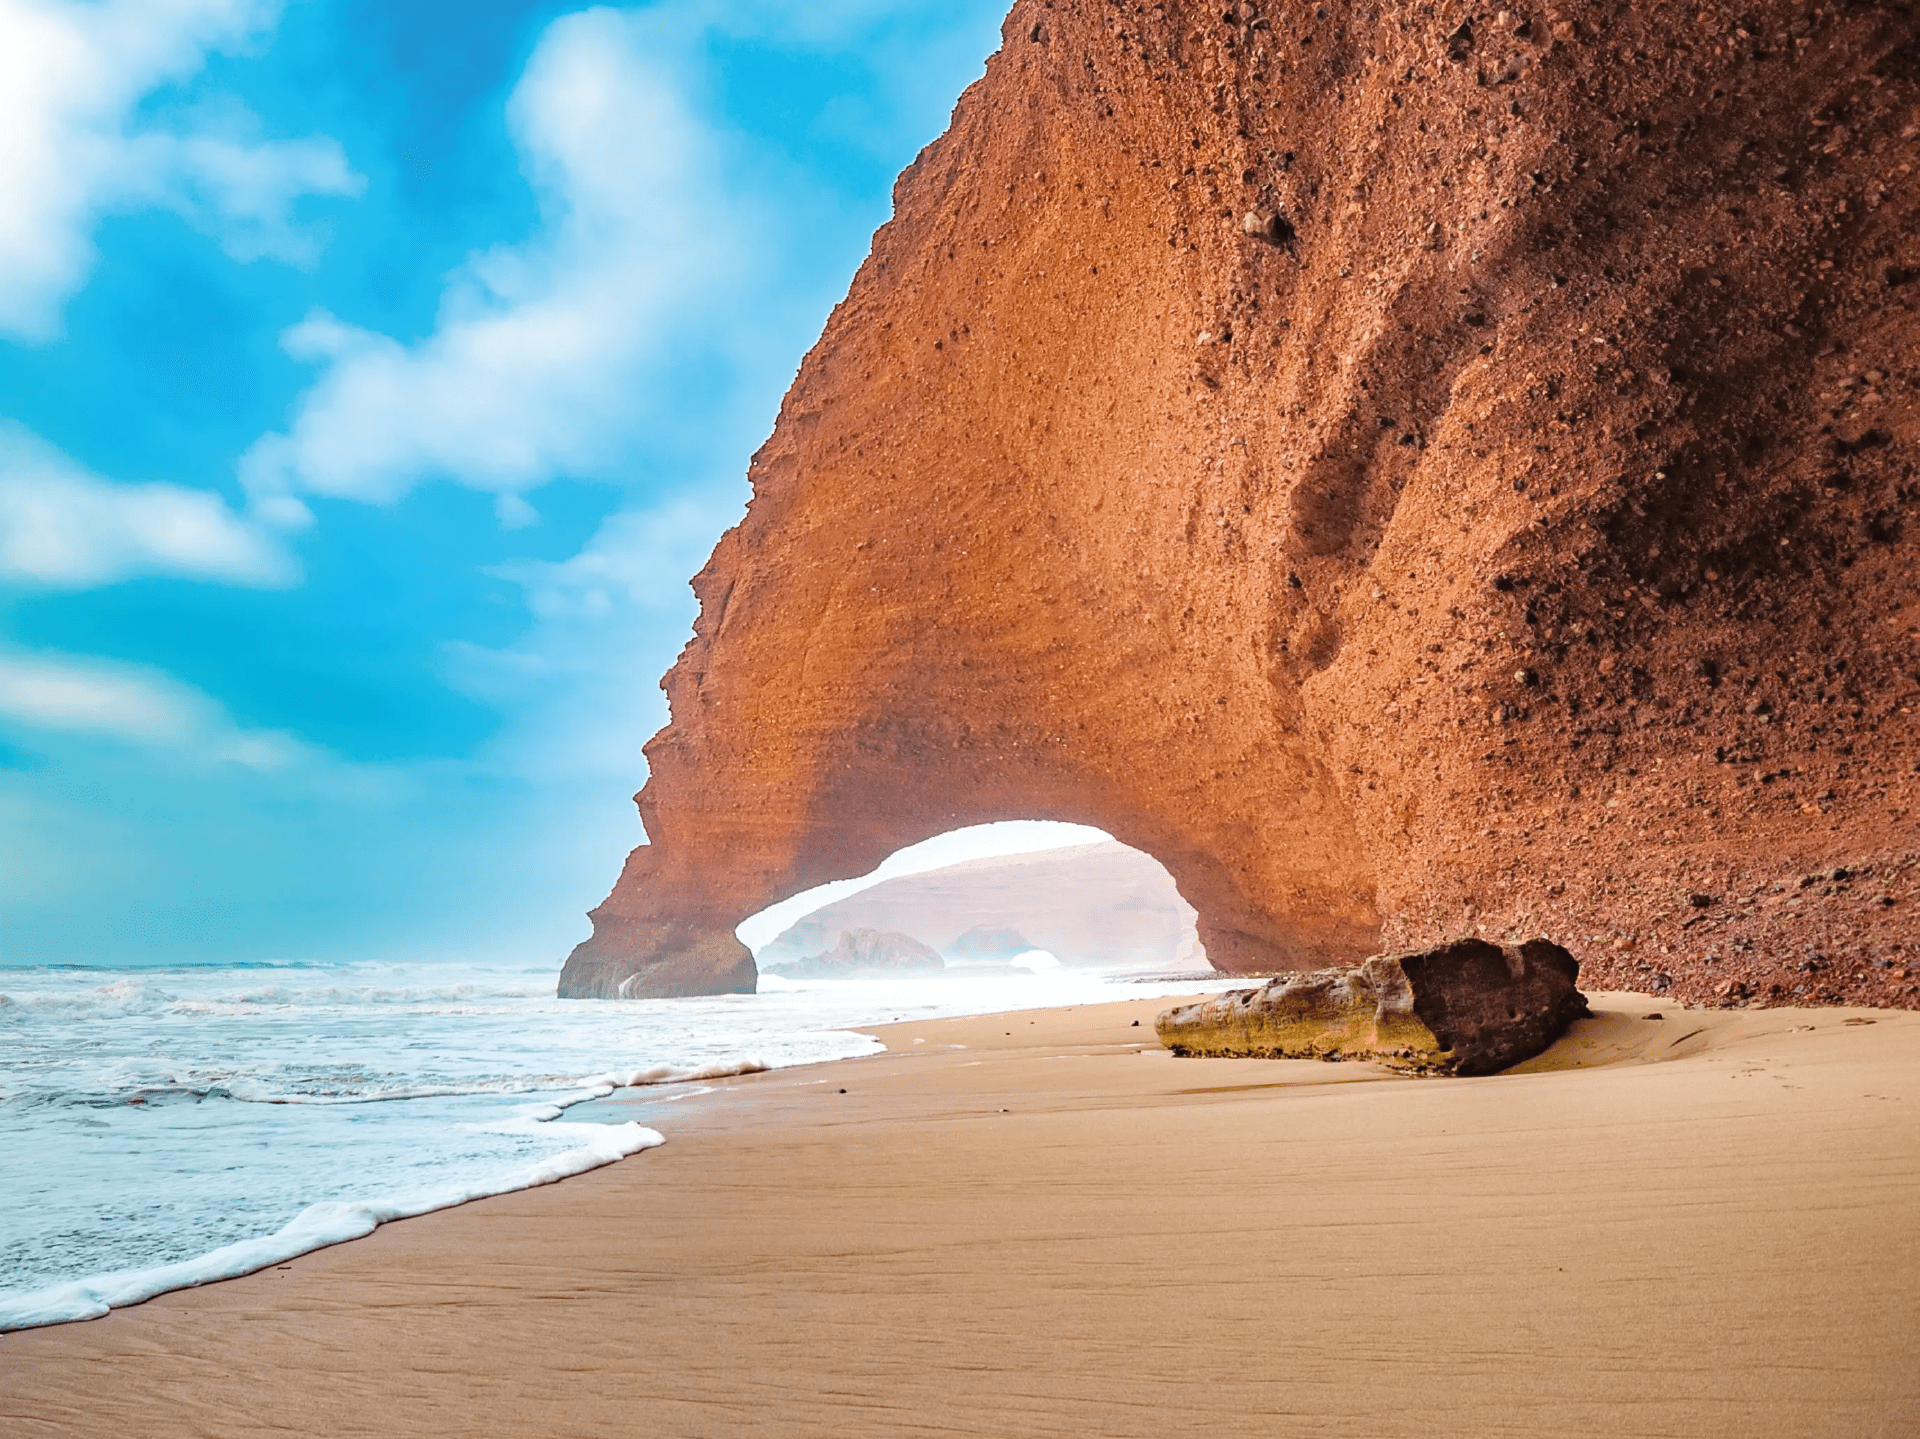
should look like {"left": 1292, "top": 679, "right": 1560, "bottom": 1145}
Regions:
{"left": 734, "top": 821, "right": 1213, "bottom": 983}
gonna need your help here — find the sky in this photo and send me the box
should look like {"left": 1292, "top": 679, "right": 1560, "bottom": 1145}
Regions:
{"left": 0, "top": 0, "right": 1027, "bottom": 968}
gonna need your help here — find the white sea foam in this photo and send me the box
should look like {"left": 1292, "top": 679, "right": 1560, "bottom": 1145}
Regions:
{"left": 0, "top": 959, "right": 1228, "bottom": 1333}
{"left": 0, "top": 1118, "right": 665, "bottom": 1331}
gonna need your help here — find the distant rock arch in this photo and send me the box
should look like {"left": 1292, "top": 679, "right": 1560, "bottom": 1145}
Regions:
{"left": 752, "top": 839, "right": 1208, "bottom": 973}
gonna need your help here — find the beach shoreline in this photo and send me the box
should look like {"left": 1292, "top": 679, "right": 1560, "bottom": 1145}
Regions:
{"left": 0, "top": 964, "right": 1228, "bottom": 1334}
{"left": 3, "top": 988, "right": 1917, "bottom": 1437}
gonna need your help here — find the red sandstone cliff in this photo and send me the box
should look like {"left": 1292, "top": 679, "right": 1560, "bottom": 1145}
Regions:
{"left": 755, "top": 841, "right": 1204, "bottom": 970}
{"left": 561, "top": 0, "right": 1919, "bottom": 1004}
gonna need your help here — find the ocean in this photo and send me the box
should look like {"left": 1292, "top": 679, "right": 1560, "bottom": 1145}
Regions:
{"left": 0, "top": 958, "right": 1222, "bottom": 1332}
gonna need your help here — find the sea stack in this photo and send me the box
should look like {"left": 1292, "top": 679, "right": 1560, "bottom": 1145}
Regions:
{"left": 560, "top": 0, "right": 1919, "bottom": 1003}
{"left": 764, "top": 928, "right": 947, "bottom": 980}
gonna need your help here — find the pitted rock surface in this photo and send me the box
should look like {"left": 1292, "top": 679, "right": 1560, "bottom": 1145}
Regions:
{"left": 1155, "top": 938, "right": 1590, "bottom": 1075}
{"left": 560, "top": 0, "right": 1920, "bottom": 1004}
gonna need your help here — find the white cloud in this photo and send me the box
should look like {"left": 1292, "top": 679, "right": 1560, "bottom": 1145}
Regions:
{"left": 240, "top": 7, "right": 750, "bottom": 515}
{"left": 282, "top": 0, "right": 1001, "bottom": 800}
{"left": 0, "top": 421, "right": 292, "bottom": 588}
{"left": 494, "top": 493, "right": 540, "bottom": 531}
{"left": 0, "top": 649, "right": 306, "bottom": 769}
{"left": 0, "top": 0, "right": 361, "bottom": 341}
{"left": 133, "top": 122, "right": 360, "bottom": 265}
{"left": 239, "top": 0, "right": 1008, "bottom": 519}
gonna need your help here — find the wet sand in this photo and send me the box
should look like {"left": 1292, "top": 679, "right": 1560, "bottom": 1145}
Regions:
{"left": 2, "top": 990, "right": 1916, "bottom": 1438}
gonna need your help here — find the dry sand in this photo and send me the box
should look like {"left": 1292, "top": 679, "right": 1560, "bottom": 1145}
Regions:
{"left": 2, "top": 990, "right": 1916, "bottom": 1438}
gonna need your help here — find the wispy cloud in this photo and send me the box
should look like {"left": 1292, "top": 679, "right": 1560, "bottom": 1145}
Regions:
{"left": 443, "top": 492, "right": 733, "bottom": 783}
{"left": 0, "top": 422, "right": 292, "bottom": 588}
{"left": 131, "top": 119, "right": 361, "bottom": 266}
{"left": 240, "top": 7, "right": 750, "bottom": 521}
{"left": 236, "top": 0, "right": 1005, "bottom": 528}
{"left": 0, "top": 0, "right": 360, "bottom": 342}
{"left": 0, "top": 649, "right": 306, "bottom": 769}
{"left": 489, "top": 496, "right": 730, "bottom": 621}
{"left": 246, "top": 0, "right": 1001, "bottom": 787}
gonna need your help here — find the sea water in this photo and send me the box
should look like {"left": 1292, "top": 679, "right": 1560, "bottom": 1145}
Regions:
{"left": 0, "top": 959, "right": 1223, "bottom": 1331}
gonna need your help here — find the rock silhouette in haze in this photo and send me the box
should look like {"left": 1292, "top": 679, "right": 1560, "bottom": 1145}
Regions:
{"left": 754, "top": 842, "right": 1204, "bottom": 972}
{"left": 1155, "top": 939, "right": 1589, "bottom": 1076}
{"left": 766, "top": 929, "right": 947, "bottom": 980}
{"left": 946, "top": 925, "right": 1038, "bottom": 964}
{"left": 559, "top": 0, "right": 1919, "bottom": 1005}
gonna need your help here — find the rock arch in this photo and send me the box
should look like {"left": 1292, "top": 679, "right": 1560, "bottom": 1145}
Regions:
{"left": 558, "top": 701, "right": 1378, "bottom": 997}
{"left": 560, "top": 0, "right": 1919, "bottom": 1003}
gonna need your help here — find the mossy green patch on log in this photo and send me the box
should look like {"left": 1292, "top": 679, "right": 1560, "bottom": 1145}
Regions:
{"left": 1156, "top": 939, "right": 1589, "bottom": 1076}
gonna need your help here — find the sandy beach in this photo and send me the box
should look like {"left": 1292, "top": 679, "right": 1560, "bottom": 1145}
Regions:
{"left": 3, "top": 989, "right": 1916, "bottom": 1438}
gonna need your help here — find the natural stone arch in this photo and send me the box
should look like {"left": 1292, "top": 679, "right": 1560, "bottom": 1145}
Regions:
{"left": 560, "top": 0, "right": 1920, "bottom": 1003}
{"left": 558, "top": 688, "right": 1380, "bottom": 996}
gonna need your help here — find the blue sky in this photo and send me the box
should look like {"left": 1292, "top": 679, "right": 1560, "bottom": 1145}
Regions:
{"left": 0, "top": 0, "right": 1012, "bottom": 967}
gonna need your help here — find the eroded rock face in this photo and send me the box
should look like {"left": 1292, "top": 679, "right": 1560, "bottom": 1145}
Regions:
{"left": 1155, "top": 938, "right": 1589, "bottom": 1075}
{"left": 766, "top": 928, "right": 946, "bottom": 979}
{"left": 560, "top": 0, "right": 1920, "bottom": 1005}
